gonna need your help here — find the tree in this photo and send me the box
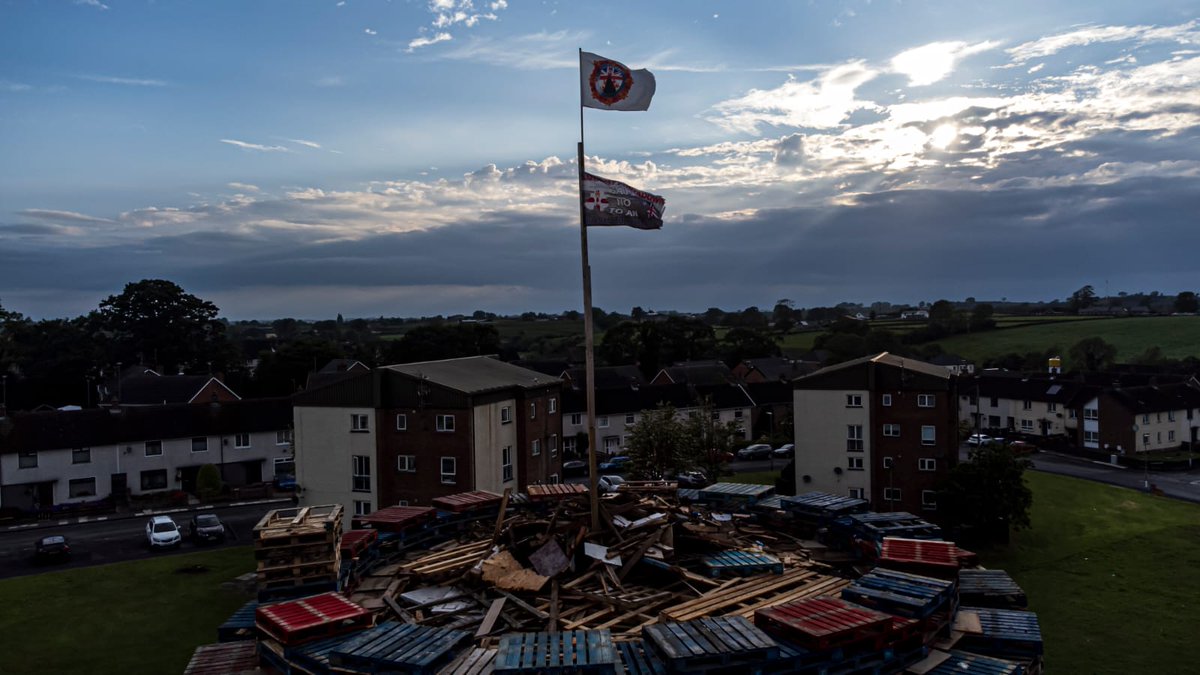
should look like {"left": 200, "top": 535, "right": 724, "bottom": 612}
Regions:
{"left": 630, "top": 306, "right": 646, "bottom": 320}
{"left": 623, "top": 406, "right": 689, "bottom": 480}
{"left": 95, "top": 279, "right": 232, "bottom": 374}
{"left": 938, "top": 444, "right": 1033, "bottom": 544}
{"left": 1068, "top": 336, "right": 1117, "bottom": 372}
{"left": 680, "top": 398, "right": 742, "bottom": 483}
{"left": 383, "top": 324, "right": 500, "bottom": 364}
{"left": 1175, "top": 291, "right": 1198, "bottom": 314}
{"left": 1068, "top": 285, "right": 1096, "bottom": 313}
{"left": 719, "top": 327, "right": 780, "bottom": 367}
{"left": 969, "top": 303, "right": 996, "bottom": 331}
{"left": 196, "top": 463, "right": 223, "bottom": 501}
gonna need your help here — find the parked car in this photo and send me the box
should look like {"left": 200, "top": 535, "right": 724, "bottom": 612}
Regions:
{"left": 1008, "top": 440, "right": 1036, "bottom": 455}
{"left": 966, "top": 434, "right": 994, "bottom": 446}
{"left": 146, "top": 515, "right": 182, "bottom": 549}
{"left": 33, "top": 535, "right": 71, "bottom": 564}
{"left": 562, "top": 460, "right": 588, "bottom": 477}
{"left": 736, "top": 444, "right": 773, "bottom": 460}
{"left": 708, "top": 450, "right": 736, "bottom": 464}
{"left": 598, "top": 456, "right": 631, "bottom": 472}
{"left": 598, "top": 475, "right": 626, "bottom": 493}
{"left": 674, "top": 470, "right": 709, "bottom": 488}
{"left": 189, "top": 513, "right": 226, "bottom": 544}
{"left": 772, "top": 444, "right": 795, "bottom": 459}
{"left": 273, "top": 474, "right": 297, "bottom": 490}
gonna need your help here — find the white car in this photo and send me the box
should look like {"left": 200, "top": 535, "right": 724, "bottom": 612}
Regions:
{"left": 598, "top": 475, "right": 626, "bottom": 493}
{"left": 146, "top": 515, "right": 182, "bottom": 549}
{"left": 966, "top": 433, "right": 994, "bottom": 446}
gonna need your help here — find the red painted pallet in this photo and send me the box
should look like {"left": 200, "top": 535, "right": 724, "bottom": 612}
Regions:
{"left": 353, "top": 505, "right": 437, "bottom": 533}
{"left": 879, "top": 538, "right": 960, "bottom": 577}
{"left": 527, "top": 483, "right": 588, "bottom": 500}
{"left": 183, "top": 641, "right": 261, "bottom": 674}
{"left": 754, "top": 596, "right": 893, "bottom": 651}
{"left": 433, "top": 490, "right": 504, "bottom": 513}
{"left": 339, "top": 529, "right": 378, "bottom": 558}
{"left": 255, "top": 592, "right": 373, "bottom": 646}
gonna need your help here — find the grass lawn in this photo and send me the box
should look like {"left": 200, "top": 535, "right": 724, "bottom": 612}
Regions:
{"left": 0, "top": 546, "right": 254, "bottom": 675}
{"left": 933, "top": 316, "right": 1200, "bottom": 364}
{"left": 723, "top": 470, "right": 783, "bottom": 485}
{"left": 981, "top": 472, "right": 1200, "bottom": 674}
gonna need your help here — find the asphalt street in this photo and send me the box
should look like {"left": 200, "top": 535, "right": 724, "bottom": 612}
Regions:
{"left": 1025, "top": 451, "right": 1200, "bottom": 503}
{"left": 0, "top": 501, "right": 284, "bottom": 580}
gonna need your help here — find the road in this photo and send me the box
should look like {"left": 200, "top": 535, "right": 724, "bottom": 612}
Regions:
{"left": 1025, "top": 451, "right": 1200, "bottom": 503}
{"left": 0, "top": 501, "right": 284, "bottom": 580}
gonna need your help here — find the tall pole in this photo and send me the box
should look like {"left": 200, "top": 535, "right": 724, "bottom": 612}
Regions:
{"left": 578, "top": 49, "right": 600, "bottom": 532}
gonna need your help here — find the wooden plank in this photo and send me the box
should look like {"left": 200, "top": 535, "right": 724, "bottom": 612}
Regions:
{"left": 477, "top": 598, "right": 507, "bottom": 638}
{"left": 490, "top": 488, "right": 512, "bottom": 547}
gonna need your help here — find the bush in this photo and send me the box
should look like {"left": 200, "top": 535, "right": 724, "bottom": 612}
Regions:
{"left": 195, "top": 464, "right": 223, "bottom": 501}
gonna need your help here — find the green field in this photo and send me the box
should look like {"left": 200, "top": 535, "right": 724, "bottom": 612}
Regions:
{"left": 933, "top": 316, "right": 1200, "bottom": 364}
{"left": 981, "top": 472, "right": 1200, "bottom": 674}
{"left": 0, "top": 547, "right": 254, "bottom": 675}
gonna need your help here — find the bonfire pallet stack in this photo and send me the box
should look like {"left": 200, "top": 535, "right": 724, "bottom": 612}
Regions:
{"left": 253, "top": 504, "right": 344, "bottom": 601}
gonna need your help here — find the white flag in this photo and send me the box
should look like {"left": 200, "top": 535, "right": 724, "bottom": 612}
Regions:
{"left": 580, "top": 52, "right": 656, "bottom": 111}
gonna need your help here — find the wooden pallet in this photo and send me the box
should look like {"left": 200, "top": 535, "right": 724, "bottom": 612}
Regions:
{"left": 184, "top": 641, "right": 262, "bottom": 675}
{"left": 494, "top": 629, "right": 619, "bottom": 674}
{"left": 354, "top": 505, "right": 438, "bottom": 533}
{"left": 754, "top": 597, "right": 894, "bottom": 652}
{"left": 879, "top": 538, "right": 961, "bottom": 578}
{"left": 643, "top": 616, "right": 779, "bottom": 672}
{"left": 255, "top": 592, "right": 372, "bottom": 646}
{"left": 217, "top": 600, "right": 259, "bottom": 643}
{"left": 440, "top": 647, "right": 498, "bottom": 675}
{"left": 330, "top": 621, "right": 471, "bottom": 675}
{"left": 254, "top": 505, "right": 343, "bottom": 549}
{"left": 400, "top": 539, "right": 494, "bottom": 579}
{"left": 701, "top": 550, "right": 784, "bottom": 577}
{"left": 616, "top": 640, "right": 666, "bottom": 675}
{"left": 697, "top": 482, "right": 775, "bottom": 505}
{"left": 661, "top": 568, "right": 850, "bottom": 623}
{"left": 957, "top": 570, "right": 1028, "bottom": 609}
{"left": 433, "top": 490, "right": 504, "bottom": 513}
{"left": 527, "top": 484, "right": 589, "bottom": 501}
{"left": 340, "top": 529, "right": 379, "bottom": 558}
{"left": 907, "top": 649, "right": 1025, "bottom": 675}
{"left": 841, "top": 568, "right": 955, "bottom": 620}
{"left": 954, "top": 607, "right": 1043, "bottom": 658}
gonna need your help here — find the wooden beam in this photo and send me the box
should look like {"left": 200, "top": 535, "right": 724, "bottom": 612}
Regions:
{"left": 475, "top": 598, "right": 507, "bottom": 638}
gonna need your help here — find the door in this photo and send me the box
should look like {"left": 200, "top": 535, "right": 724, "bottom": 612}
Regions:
{"left": 110, "top": 473, "right": 127, "bottom": 501}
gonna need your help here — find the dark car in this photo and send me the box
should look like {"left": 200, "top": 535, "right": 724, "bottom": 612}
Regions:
{"left": 562, "top": 460, "right": 588, "bottom": 477}
{"left": 675, "top": 471, "right": 709, "bottom": 488}
{"left": 597, "top": 455, "right": 631, "bottom": 472}
{"left": 189, "top": 513, "right": 226, "bottom": 543}
{"left": 273, "top": 474, "right": 297, "bottom": 490}
{"left": 34, "top": 535, "right": 71, "bottom": 564}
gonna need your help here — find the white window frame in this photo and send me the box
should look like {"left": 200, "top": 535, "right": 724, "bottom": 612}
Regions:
{"left": 846, "top": 394, "right": 863, "bottom": 408}
{"left": 396, "top": 413, "right": 408, "bottom": 431}
{"left": 397, "top": 455, "right": 416, "bottom": 472}
{"left": 563, "top": 437, "right": 577, "bottom": 455}
{"left": 354, "top": 500, "right": 372, "bottom": 516}
{"left": 18, "top": 450, "right": 38, "bottom": 469}
{"left": 847, "top": 425, "right": 864, "bottom": 451}
{"left": 883, "top": 424, "right": 900, "bottom": 437}
{"left": 919, "top": 458, "right": 937, "bottom": 472}
{"left": 1023, "top": 400, "right": 1033, "bottom": 411}
{"left": 1142, "top": 414, "right": 1150, "bottom": 424}
{"left": 882, "top": 456, "right": 894, "bottom": 469}
{"left": 397, "top": 500, "right": 409, "bottom": 507}
{"left": 191, "top": 437, "right": 208, "bottom": 453}
{"left": 550, "top": 434, "right": 558, "bottom": 456}
{"left": 549, "top": 398, "right": 557, "bottom": 414}
{"left": 351, "top": 413, "right": 370, "bottom": 432}
{"left": 1084, "top": 430, "right": 1100, "bottom": 444}
{"left": 532, "top": 439, "right": 541, "bottom": 456}
{"left": 72, "top": 447, "right": 91, "bottom": 464}
{"left": 921, "top": 490, "right": 937, "bottom": 509}
{"left": 436, "top": 414, "right": 455, "bottom": 432}
{"left": 918, "top": 394, "right": 935, "bottom": 408}
{"left": 69, "top": 477, "right": 97, "bottom": 499}
{"left": 502, "top": 446, "right": 514, "bottom": 482}
{"left": 352, "top": 455, "right": 371, "bottom": 492}
{"left": 884, "top": 487, "right": 902, "bottom": 502}
{"left": 145, "top": 441, "right": 162, "bottom": 457}
{"left": 1048, "top": 402, "right": 1058, "bottom": 412}
{"left": 440, "top": 457, "right": 457, "bottom": 485}
{"left": 1169, "top": 430, "right": 1176, "bottom": 442}
{"left": 847, "top": 456, "right": 864, "bottom": 471}
{"left": 234, "top": 433, "right": 251, "bottom": 448}
{"left": 1020, "top": 419, "right": 1034, "bottom": 432}
{"left": 1069, "top": 409, "right": 1078, "bottom": 419}
{"left": 921, "top": 425, "right": 936, "bottom": 446}
{"left": 598, "top": 416, "right": 609, "bottom": 428}
{"left": 881, "top": 394, "right": 892, "bottom": 407}
{"left": 501, "top": 406, "right": 512, "bottom": 424}
{"left": 625, "top": 413, "right": 636, "bottom": 425}
{"left": 530, "top": 402, "right": 537, "bottom": 419}
{"left": 570, "top": 413, "right": 582, "bottom": 426}
{"left": 1084, "top": 408, "right": 1098, "bottom": 420}
{"left": 549, "top": 473, "right": 560, "bottom": 484}
{"left": 848, "top": 487, "right": 865, "bottom": 499}
{"left": 734, "top": 409, "right": 744, "bottom": 419}
{"left": 276, "top": 429, "right": 293, "bottom": 445}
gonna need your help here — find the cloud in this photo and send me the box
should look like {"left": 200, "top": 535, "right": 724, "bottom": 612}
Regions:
{"left": 227, "top": 182, "right": 261, "bottom": 192}
{"left": 1, "top": 80, "right": 32, "bottom": 92}
{"left": 706, "top": 61, "right": 881, "bottom": 133}
{"left": 286, "top": 138, "right": 322, "bottom": 149}
{"left": 432, "top": 30, "right": 582, "bottom": 67}
{"left": 891, "top": 40, "right": 1001, "bottom": 86}
{"left": 1008, "top": 20, "right": 1200, "bottom": 63}
{"left": 75, "top": 0, "right": 109, "bottom": 9}
{"left": 220, "top": 139, "right": 291, "bottom": 152}
{"left": 19, "top": 209, "right": 114, "bottom": 224}
{"left": 407, "top": 32, "right": 453, "bottom": 52}
{"left": 364, "top": 28, "right": 378, "bottom": 36}
{"left": 77, "top": 74, "right": 169, "bottom": 87}
{"left": 314, "top": 75, "right": 344, "bottom": 87}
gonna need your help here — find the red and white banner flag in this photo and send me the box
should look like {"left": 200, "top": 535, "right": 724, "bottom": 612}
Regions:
{"left": 580, "top": 52, "right": 656, "bottom": 111}
{"left": 582, "top": 172, "right": 665, "bottom": 230}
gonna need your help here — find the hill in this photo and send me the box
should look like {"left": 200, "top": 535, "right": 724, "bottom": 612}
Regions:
{"left": 932, "top": 316, "right": 1200, "bottom": 365}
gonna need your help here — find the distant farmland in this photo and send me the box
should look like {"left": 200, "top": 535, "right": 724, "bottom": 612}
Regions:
{"left": 934, "top": 316, "right": 1200, "bottom": 364}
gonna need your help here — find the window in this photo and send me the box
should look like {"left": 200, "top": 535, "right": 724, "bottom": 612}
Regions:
{"left": 848, "top": 487, "right": 865, "bottom": 499}
{"left": 530, "top": 402, "right": 537, "bottom": 419}
{"left": 440, "top": 457, "right": 457, "bottom": 484}
{"left": 882, "top": 394, "right": 892, "bottom": 407}
{"left": 988, "top": 415, "right": 1001, "bottom": 428}
{"left": 352, "top": 455, "right": 371, "bottom": 492}
{"left": 1156, "top": 432, "right": 1162, "bottom": 443}
{"left": 1084, "top": 408, "right": 1098, "bottom": 420}
{"left": 140, "top": 469, "right": 168, "bottom": 491}
{"left": 352, "top": 413, "right": 370, "bottom": 432}
{"left": 18, "top": 450, "right": 38, "bottom": 469}
{"left": 354, "top": 500, "right": 372, "bottom": 516}
{"left": 598, "top": 416, "right": 609, "bottom": 428}
{"left": 883, "top": 456, "right": 894, "bottom": 469}
{"left": 919, "top": 458, "right": 937, "bottom": 471}
{"left": 1142, "top": 414, "right": 1150, "bottom": 424}
{"left": 1022, "top": 400, "right": 1032, "bottom": 411}
{"left": 1169, "top": 430, "right": 1176, "bottom": 442}
{"left": 884, "top": 487, "right": 902, "bottom": 502}
{"left": 532, "top": 439, "right": 541, "bottom": 456}
{"left": 274, "top": 457, "right": 295, "bottom": 477}
{"left": 883, "top": 424, "right": 900, "bottom": 437}
{"left": 1069, "top": 409, "right": 1077, "bottom": 419}
{"left": 1020, "top": 419, "right": 1034, "bottom": 432}
{"left": 500, "top": 406, "right": 513, "bottom": 424}
{"left": 276, "top": 429, "right": 293, "bottom": 445}
{"left": 145, "top": 440, "right": 163, "bottom": 457}
{"left": 234, "top": 433, "right": 250, "bottom": 448}
{"left": 846, "top": 394, "right": 863, "bottom": 408}
{"left": 397, "top": 500, "right": 409, "bottom": 507}
{"left": 734, "top": 409, "right": 744, "bottom": 419}
{"left": 989, "top": 397, "right": 999, "bottom": 408}
{"left": 72, "top": 447, "right": 91, "bottom": 464}
{"left": 570, "top": 413, "right": 582, "bottom": 426}
{"left": 549, "top": 473, "right": 560, "bottom": 484}
{"left": 502, "top": 446, "right": 514, "bottom": 482}
{"left": 563, "top": 437, "right": 577, "bottom": 455}
{"left": 921, "top": 425, "right": 936, "bottom": 446}
{"left": 847, "top": 456, "right": 864, "bottom": 470}
{"left": 1048, "top": 402, "right": 1058, "bottom": 413}
{"left": 711, "top": 411, "right": 721, "bottom": 421}
{"left": 549, "top": 398, "right": 557, "bottom": 414}
{"left": 550, "top": 435, "right": 558, "bottom": 456}
{"left": 397, "top": 455, "right": 416, "bottom": 472}
{"left": 921, "top": 490, "right": 938, "bottom": 510}
{"left": 1168, "top": 411, "right": 1176, "bottom": 422}
{"left": 626, "top": 413, "right": 636, "bottom": 425}
{"left": 1084, "top": 430, "right": 1100, "bottom": 444}
{"left": 918, "top": 394, "right": 935, "bottom": 408}
{"left": 69, "top": 478, "right": 96, "bottom": 498}
{"left": 436, "top": 415, "right": 455, "bottom": 432}
{"left": 847, "top": 425, "right": 864, "bottom": 451}
{"left": 1142, "top": 433, "right": 1150, "bottom": 447}
{"left": 1156, "top": 413, "right": 1162, "bottom": 423}
{"left": 191, "top": 437, "right": 208, "bottom": 453}
{"left": 397, "top": 413, "right": 408, "bottom": 430}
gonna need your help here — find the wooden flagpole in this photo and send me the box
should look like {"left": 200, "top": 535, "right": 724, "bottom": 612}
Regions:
{"left": 578, "top": 49, "right": 601, "bottom": 532}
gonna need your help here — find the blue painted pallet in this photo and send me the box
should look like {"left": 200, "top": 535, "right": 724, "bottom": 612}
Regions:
{"left": 835, "top": 512, "right": 943, "bottom": 543}
{"left": 925, "top": 650, "right": 1025, "bottom": 675}
{"left": 677, "top": 488, "right": 701, "bottom": 502}
{"left": 698, "top": 482, "right": 776, "bottom": 505}
{"left": 257, "top": 579, "right": 339, "bottom": 603}
{"left": 782, "top": 492, "right": 870, "bottom": 520}
{"left": 841, "top": 568, "right": 955, "bottom": 619}
{"left": 217, "top": 599, "right": 258, "bottom": 643}
{"left": 288, "top": 631, "right": 365, "bottom": 674}
{"left": 702, "top": 550, "right": 784, "bottom": 577}
{"left": 957, "top": 607, "right": 1043, "bottom": 658}
{"left": 494, "top": 629, "right": 619, "bottom": 674}
{"left": 617, "top": 640, "right": 666, "bottom": 675}
{"left": 958, "top": 570, "right": 1028, "bottom": 609}
{"left": 753, "top": 495, "right": 787, "bottom": 512}
{"left": 643, "top": 616, "right": 779, "bottom": 673}
{"left": 330, "top": 621, "right": 471, "bottom": 675}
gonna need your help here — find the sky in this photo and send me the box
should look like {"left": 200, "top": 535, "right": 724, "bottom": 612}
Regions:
{"left": 1, "top": 1, "right": 1199, "bottom": 320}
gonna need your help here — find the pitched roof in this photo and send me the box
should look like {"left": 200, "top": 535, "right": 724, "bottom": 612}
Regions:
{"left": 654, "top": 361, "right": 733, "bottom": 385}
{"left": 306, "top": 360, "right": 371, "bottom": 391}
{"left": 800, "top": 352, "right": 950, "bottom": 383}
{"left": 384, "top": 356, "right": 555, "bottom": 395}
{"left": 562, "top": 365, "right": 647, "bottom": 390}
{"left": 116, "top": 374, "right": 240, "bottom": 405}
{"left": 740, "top": 357, "right": 818, "bottom": 382}
{"left": 743, "top": 381, "right": 794, "bottom": 406}
{"left": 1105, "top": 382, "right": 1200, "bottom": 413}
{"left": 927, "top": 353, "right": 972, "bottom": 367}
